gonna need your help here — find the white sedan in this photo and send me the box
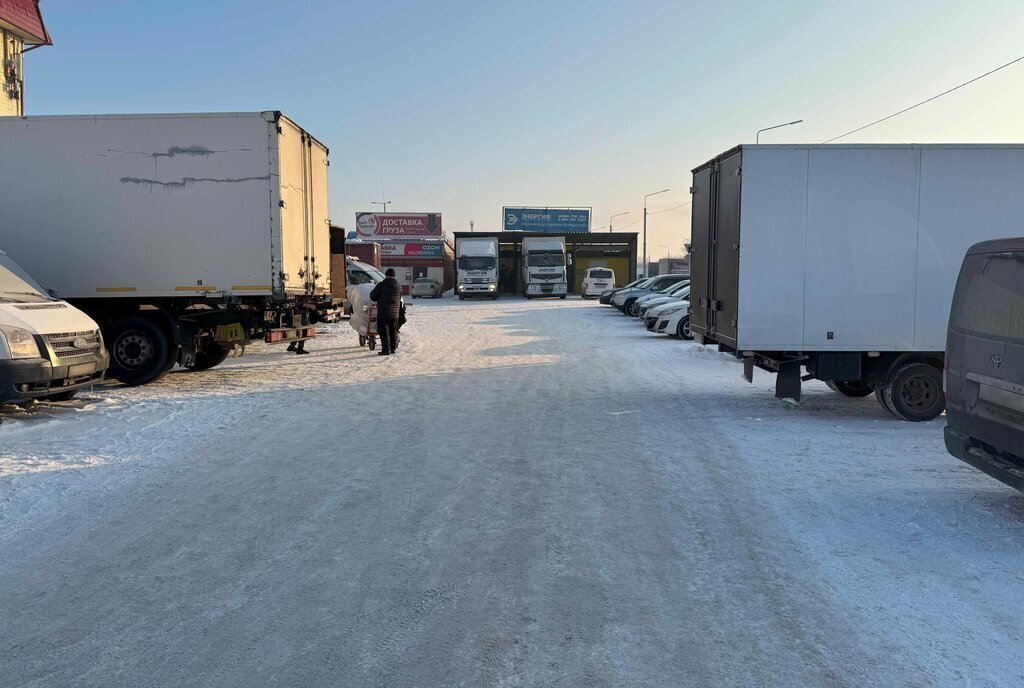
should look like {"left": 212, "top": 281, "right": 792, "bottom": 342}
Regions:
{"left": 651, "top": 300, "right": 693, "bottom": 339}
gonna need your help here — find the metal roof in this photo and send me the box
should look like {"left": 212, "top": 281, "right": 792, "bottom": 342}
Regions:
{"left": 0, "top": 0, "right": 50, "bottom": 45}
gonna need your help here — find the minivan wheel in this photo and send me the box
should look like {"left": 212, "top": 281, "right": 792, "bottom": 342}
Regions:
{"left": 42, "top": 389, "right": 78, "bottom": 402}
{"left": 884, "top": 363, "right": 945, "bottom": 422}
{"left": 108, "top": 316, "right": 172, "bottom": 386}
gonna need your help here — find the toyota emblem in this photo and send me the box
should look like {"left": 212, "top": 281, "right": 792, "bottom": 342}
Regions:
{"left": 72, "top": 337, "right": 89, "bottom": 349}
{"left": 991, "top": 354, "right": 1004, "bottom": 370}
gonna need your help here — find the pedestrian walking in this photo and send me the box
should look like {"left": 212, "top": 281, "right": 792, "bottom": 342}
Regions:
{"left": 370, "top": 268, "right": 402, "bottom": 356}
{"left": 286, "top": 302, "right": 318, "bottom": 354}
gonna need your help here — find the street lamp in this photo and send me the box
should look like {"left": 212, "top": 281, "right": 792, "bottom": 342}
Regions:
{"left": 756, "top": 119, "right": 803, "bottom": 144}
{"left": 609, "top": 211, "right": 629, "bottom": 232}
{"left": 371, "top": 200, "right": 391, "bottom": 213}
{"left": 643, "top": 189, "right": 669, "bottom": 278}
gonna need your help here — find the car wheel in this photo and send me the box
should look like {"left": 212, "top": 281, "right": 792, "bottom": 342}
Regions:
{"left": 884, "top": 363, "right": 945, "bottom": 422}
{"left": 677, "top": 317, "right": 693, "bottom": 340}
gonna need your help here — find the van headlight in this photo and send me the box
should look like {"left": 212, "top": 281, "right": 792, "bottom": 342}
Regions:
{"left": 0, "top": 326, "right": 42, "bottom": 360}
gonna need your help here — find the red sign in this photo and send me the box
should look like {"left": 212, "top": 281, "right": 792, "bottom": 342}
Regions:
{"left": 356, "top": 212, "right": 442, "bottom": 238}
{"left": 380, "top": 242, "right": 444, "bottom": 257}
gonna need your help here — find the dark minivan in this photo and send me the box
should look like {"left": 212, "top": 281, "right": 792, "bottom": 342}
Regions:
{"left": 945, "top": 238, "right": 1024, "bottom": 491}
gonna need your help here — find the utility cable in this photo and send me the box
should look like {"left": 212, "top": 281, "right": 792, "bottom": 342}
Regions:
{"left": 823, "top": 53, "right": 1024, "bottom": 143}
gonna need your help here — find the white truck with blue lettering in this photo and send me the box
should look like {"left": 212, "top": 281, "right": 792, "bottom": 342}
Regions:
{"left": 456, "top": 238, "right": 499, "bottom": 300}
{"left": 522, "top": 236, "right": 568, "bottom": 299}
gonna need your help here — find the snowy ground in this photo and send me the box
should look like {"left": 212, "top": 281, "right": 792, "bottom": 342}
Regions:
{"left": 2, "top": 297, "right": 1023, "bottom": 687}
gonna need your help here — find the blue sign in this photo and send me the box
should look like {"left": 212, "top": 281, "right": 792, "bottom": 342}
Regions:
{"left": 503, "top": 207, "right": 590, "bottom": 233}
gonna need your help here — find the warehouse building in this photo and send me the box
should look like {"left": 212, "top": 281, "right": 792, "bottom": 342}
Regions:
{"left": 453, "top": 231, "right": 638, "bottom": 295}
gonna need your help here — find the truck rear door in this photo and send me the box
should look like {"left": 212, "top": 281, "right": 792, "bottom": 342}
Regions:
{"left": 690, "top": 149, "right": 742, "bottom": 347}
{"left": 276, "top": 116, "right": 329, "bottom": 295}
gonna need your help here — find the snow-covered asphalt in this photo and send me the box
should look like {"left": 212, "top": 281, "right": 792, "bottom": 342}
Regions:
{"left": 2, "top": 297, "right": 1024, "bottom": 687}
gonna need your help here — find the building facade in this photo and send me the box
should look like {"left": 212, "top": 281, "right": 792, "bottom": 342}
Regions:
{"left": 0, "top": 0, "right": 51, "bottom": 116}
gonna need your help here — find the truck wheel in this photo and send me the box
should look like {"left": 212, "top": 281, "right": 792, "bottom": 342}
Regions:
{"left": 677, "top": 317, "right": 693, "bottom": 340}
{"left": 884, "top": 363, "right": 945, "bottom": 422}
{"left": 459, "top": 295, "right": 465, "bottom": 301}
{"left": 874, "top": 386, "right": 898, "bottom": 417}
{"left": 560, "top": 295, "right": 566, "bottom": 299}
{"left": 186, "top": 340, "right": 230, "bottom": 371}
{"left": 828, "top": 380, "right": 874, "bottom": 397}
{"left": 108, "top": 316, "right": 172, "bottom": 386}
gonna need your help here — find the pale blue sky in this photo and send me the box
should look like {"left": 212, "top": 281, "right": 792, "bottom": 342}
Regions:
{"left": 27, "top": 0, "right": 1024, "bottom": 256}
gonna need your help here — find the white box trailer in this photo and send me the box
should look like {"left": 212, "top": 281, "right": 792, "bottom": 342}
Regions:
{"left": 690, "top": 143, "right": 1024, "bottom": 420}
{"left": 0, "top": 111, "right": 332, "bottom": 384}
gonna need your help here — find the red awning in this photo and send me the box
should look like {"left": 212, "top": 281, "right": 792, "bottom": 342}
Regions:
{"left": 0, "top": 0, "right": 50, "bottom": 45}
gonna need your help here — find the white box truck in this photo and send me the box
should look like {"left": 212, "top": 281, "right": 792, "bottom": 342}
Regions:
{"left": 455, "top": 237, "right": 498, "bottom": 299}
{"left": 690, "top": 143, "right": 1024, "bottom": 421}
{"left": 0, "top": 111, "right": 332, "bottom": 385}
{"left": 521, "top": 236, "right": 568, "bottom": 299}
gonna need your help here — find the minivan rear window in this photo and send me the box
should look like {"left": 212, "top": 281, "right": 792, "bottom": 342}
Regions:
{"left": 951, "top": 252, "right": 1024, "bottom": 342}
{"left": 588, "top": 269, "right": 613, "bottom": 279}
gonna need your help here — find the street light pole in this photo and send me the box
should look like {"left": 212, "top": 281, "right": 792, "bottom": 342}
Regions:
{"left": 643, "top": 189, "right": 669, "bottom": 278}
{"left": 756, "top": 119, "right": 803, "bottom": 144}
{"left": 609, "top": 211, "right": 629, "bottom": 232}
{"left": 371, "top": 201, "right": 391, "bottom": 213}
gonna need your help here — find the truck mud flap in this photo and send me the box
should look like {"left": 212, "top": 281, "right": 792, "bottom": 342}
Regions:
{"left": 776, "top": 359, "right": 802, "bottom": 402}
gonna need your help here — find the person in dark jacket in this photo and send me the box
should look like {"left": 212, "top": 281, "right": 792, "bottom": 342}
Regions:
{"left": 370, "top": 268, "right": 403, "bottom": 356}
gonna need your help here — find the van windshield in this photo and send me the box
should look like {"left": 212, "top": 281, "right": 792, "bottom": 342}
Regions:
{"left": 458, "top": 256, "right": 495, "bottom": 270}
{"left": 0, "top": 253, "right": 52, "bottom": 303}
{"left": 527, "top": 252, "right": 564, "bottom": 267}
{"left": 952, "top": 252, "right": 1024, "bottom": 342}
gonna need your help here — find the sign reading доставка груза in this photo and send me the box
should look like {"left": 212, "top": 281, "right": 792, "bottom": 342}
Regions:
{"left": 502, "top": 207, "right": 590, "bottom": 233}
{"left": 356, "top": 212, "right": 443, "bottom": 239}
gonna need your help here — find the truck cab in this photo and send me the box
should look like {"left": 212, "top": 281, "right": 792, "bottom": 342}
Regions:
{"left": 945, "top": 238, "right": 1024, "bottom": 490}
{"left": 0, "top": 249, "right": 108, "bottom": 403}
{"left": 456, "top": 238, "right": 499, "bottom": 300}
{"left": 522, "top": 236, "right": 568, "bottom": 299}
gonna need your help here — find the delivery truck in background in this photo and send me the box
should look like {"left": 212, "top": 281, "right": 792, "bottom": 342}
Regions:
{"left": 455, "top": 237, "right": 499, "bottom": 299}
{"left": 521, "top": 236, "right": 568, "bottom": 299}
{"left": 0, "top": 111, "right": 333, "bottom": 385}
{"left": 689, "top": 143, "right": 1024, "bottom": 421}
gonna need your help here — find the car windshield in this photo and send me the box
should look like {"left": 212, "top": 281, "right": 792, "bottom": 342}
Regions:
{"left": 588, "top": 269, "right": 613, "bottom": 279}
{"left": 670, "top": 284, "right": 691, "bottom": 297}
{"left": 952, "top": 252, "right": 1024, "bottom": 342}
{"left": 634, "top": 278, "right": 657, "bottom": 289}
{"left": 348, "top": 260, "right": 386, "bottom": 285}
{"left": 0, "top": 252, "right": 52, "bottom": 303}
{"left": 527, "top": 251, "right": 564, "bottom": 267}
{"left": 458, "top": 256, "right": 495, "bottom": 270}
{"left": 658, "top": 280, "right": 688, "bottom": 294}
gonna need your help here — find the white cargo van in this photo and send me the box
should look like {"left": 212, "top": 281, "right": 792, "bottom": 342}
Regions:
{"left": 0, "top": 249, "right": 108, "bottom": 403}
{"left": 582, "top": 267, "right": 615, "bottom": 298}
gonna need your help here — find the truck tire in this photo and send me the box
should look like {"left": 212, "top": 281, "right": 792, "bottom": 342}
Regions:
{"left": 108, "top": 316, "right": 173, "bottom": 386}
{"left": 459, "top": 295, "right": 465, "bottom": 301}
{"left": 827, "top": 379, "right": 874, "bottom": 397}
{"left": 560, "top": 294, "right": 566, "bottom": 299}
{"left": 884, "top": 363, "right": 945, "bottom": 422}
{"left": 186, "top": 340, "right": 230, "bottom": 371}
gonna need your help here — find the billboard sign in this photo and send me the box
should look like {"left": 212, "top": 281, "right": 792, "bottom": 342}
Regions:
{"left": 380, "top": 242, "right": 444, "bottom": 258}
{"left": 502, "top": 207, "right": 590, "bottom": 233}
{"left": 356, "top": 212, "right": 442, "bottom": 239}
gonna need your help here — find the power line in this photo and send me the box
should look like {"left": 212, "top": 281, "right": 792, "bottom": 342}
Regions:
{"left": 648, "top": 201, "right": 692, "bottom": 215}
{"left": 823, "top": 53, "right": 1024, "bottom": 143}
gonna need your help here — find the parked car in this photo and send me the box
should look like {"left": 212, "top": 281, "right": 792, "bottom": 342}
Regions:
{"left": 582, "top": 267, "right": 616, "bottom": 298}
{"left": 644, "top": 293, "right": 690, "bottom": 326}
{"left": 636, "top": 283, "right": 691, "bottom": 318}
{"left": 600, "top": 278, "right": 646, "bottom": 305}
{"left": 944, "top": 238, "right": 1024, "bottom": 491}
{"left": 611, "top": 274, "right": 687, "bottom": 313}
{"left": 651, "top": 301, "right": 693, "bottom": 339}
{"left": 0, "top": 249, "right": 109, "bottom": 403}
{"left": 410, "top": 277, "right": 443, "bottom": 299}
